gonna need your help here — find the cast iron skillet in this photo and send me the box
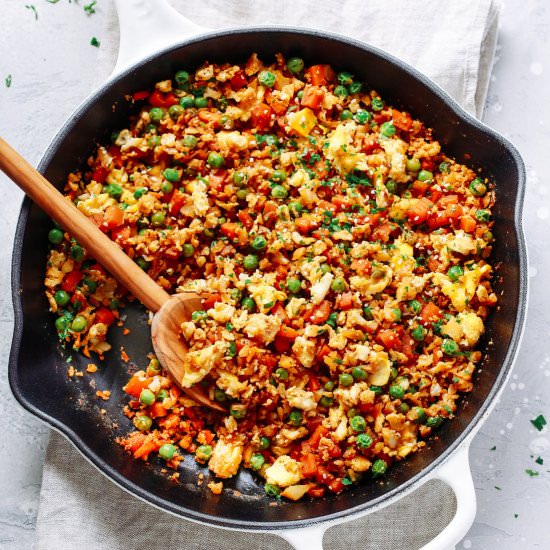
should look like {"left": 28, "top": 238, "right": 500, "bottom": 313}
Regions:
{"left": 9, "top": 2, "right": 527, "bottom": 548}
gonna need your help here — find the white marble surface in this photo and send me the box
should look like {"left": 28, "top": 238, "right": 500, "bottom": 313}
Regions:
{"left": 0, "top": 0, "right": 549, "bottom": 548}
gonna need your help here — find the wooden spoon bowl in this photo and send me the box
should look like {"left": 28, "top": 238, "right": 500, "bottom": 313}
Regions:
{"left": 0, "top": 137, "right": 224, "bottom": 411}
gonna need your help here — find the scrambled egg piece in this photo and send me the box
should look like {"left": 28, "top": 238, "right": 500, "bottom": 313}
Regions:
{"left": 265, "top": 455, "right": 302, "bottom": 487}
{"left": 367, "top": 350, "right": 392, "bottom": 386}
{"left": 286, "top": 297, "right": 306, "bottom": 319}
{"left": 216, "top": 371, "right": 247, "bottom": 398}
{"left": 248, "top": 282, "right": 286, "bottom": 313}
{"left": 448, "top": 230, "right": 477, "bottom": 255}
{"left": 216, "top": 131, "right": 249, "bottom": 152}
{"left": 350, "top": 266, "right": 393, "bottom": 296}
{"left": 77, "top": 193, "right": 116, "bottom": 216}
{"left": 380, "top": 137, "right": 408, "bottom": 183}
{"left": 286, "top": 387, "right": 317, "bottom": 411}
{"left": 390, "top": 240, "right": 416, "bottom": 274}
{"left": 208, "top": 439, "right": 243, "bottom": 479}
{"left": 310, "top": 272, "right": 334, "bottom": 304}
{"left": 326, "top": 121, "right": 369, "bottom": 174}
{"left": 442, "top": 312, "right": 485, "bottom": 347}
{"left": 432, "top": 264, "right": 490, "bottom": 312}
{"left": 180, "top": 341, "right": 225, "bottom": 388}
{"left": 292, "top": 336, "right": 316, "bottom": 368}
{"left": 207, "top": 303, "right": 236, "bottom": 324}
{"left": 243, "top": 313, "right": 281, "bottom": 344}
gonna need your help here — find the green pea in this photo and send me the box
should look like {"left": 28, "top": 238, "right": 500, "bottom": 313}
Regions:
{"left": 409, "top": 300, "right": 421, "bottom": 314}
{"left": 226, "top": 341, "right": 237, "bottom": 357}
{"left": 252, "top": 236, "right": 267, "bottom": 250}
{"left": 334, "top": 85, "right": 349, "bottom": 97}
{"left": 296, "top": 90, "right": 304, "bottom": 99}
{"left": 258, "top": 70, "right": 276, "bottom": 87}
{"left": 447, "top": 265, "right": 464, "bottom": 281}
{"left": 179, "top": 96, "right": 195, "bottom": 109}
{"left": 363, "top": 305, "right": 374, "bottom": 320}
{"left": 271, "top": 185, "right": 288, "bottom": 199}
{"left": 244, "top": 453, "right": 265, "bottom": 472}
{"left": 426, "top": 416, "right": 444, "bottom": 428}
{"left": 214, "top": 388, "right": 227, "bottom": 403}
{"left": 406, "top": 158, "right": 421, "bottom": 172}
{"left": 203, "top": 228, "right": 216, "bottom": 239}
{"left": 271, "top": 169, "right": 287, "bottom": 182}
{"left": 139, "top": 388, "right": 155, "bottom": 406}
{"left": 340, "top": 109, "right": 354, "bottom": 121}
{"left": 168, "top": 104, "right": 184, "bottom": 120}
{"left": 70, "top": 315, "right": 87, "bottom": 332}
{"left": 55, "top": 315, "right": 70, "bottom": 332}
{"left": 182, "top": 243, "right": 195, "bottom": 258}
{"left": 182, "top": 135, "right": 198, "bottom": 149}
{"left": 161, "top": 181, "right": 173, "bottom": 194}
{"left": 369, "top": 385, "right": 384, "bottom": 396}
{"left": 145, "top": 123, "right": 157, "bottom": 134}
{"left": 390, "top": 366, "right": 399, "bottom": 380}
{"left": 287, "top": 57, "right": 304, "bottom": 74}
{"left": 158, "top": 443, "right": 176, "bottom": 460}
{"left": 54, "top": 290, "right": 70, "bottom": 306}
{"left": 371, "top": 459, "right": 387, "bottom": 477}
{"left": 288, "top": 409, "right": 303, "bottom": 426}
{"left": 48, "top": 228, "right": 64, "bottom": 245}
{"left": 469, "top": 178, "right": 487, "bottom": 196}
{"left": 371, "top": 97, "right": 384, "bottom": 111}
{"left": 70, "top": 245, "right": 85, "bottom": 261}
{"left": 319, "top": 396, "right": 334, "bottom": 407}
{"left": 288, "top": 201, "right": 303, "bottom": 216}
{"left": 418, "top": 170, "right": 433, "bottom": 182}
{"left": 163, "top": 168, "right": 181, "bottom": 182}
{"left": 476, "top": 209, "right": 491, "bottom": 222}
{"left": 241, "top": 296, "right": 256, "bottom": 312}
{"left": 174, "top": 70, "right": 190, "bottom": 87}
{"left": 243, "top": 254, "right": 259, "bottom": 271}
{"left": 380, "top": 122, "right": 396, "bottom": 137}
{"left": 133, "top": 415, "right": 152, "bottom": 432}
{"left": 236, "top": 188, "right": 249, "bottom": 201}
{"left": 147, "top": 135, "right": 160, "bottom": 147}
{"left": 350, "top": 415, "right": 366, "bottom": 432}
{"left": 352, "top": 367, "right": 367, "bottom": 380}
{"left": 399, "top": 402, "right": 410, "bottom": 413}
{"left": 356, "top": 433, "right": 373, "bottom": 449}
{"left": 324, "top": 380, "right": 335, "bottom": 391}
{"left": 413, "top": 407, "right": 427, "bottom": 424}
{"left": 326, "top": 312, "right": 338, "bottom": 329}
{"left": 392, "top": 308, "right": 402, "bottom": 321}
{"left": 156, "top": 389, "right": 169, "bottom": 402}
{"left": 389, "top": 384, "right": 405, "bottom": 400}
{"left": 411, "top": 325, "right": 426, "bottom": 342}
{"left": 355, "top": 109, "right": 371, "bottom": 124}
{"left": 233, "top": 171, "right": 246, "bottom": 185}
{"left": 483, "top": 230, "right": 494, "bottom": 242}
{"left": 331, "top": 277, "right": 346, "bottom": 293}
{"left": 275, "top": 367, "right": 288, "bottom": 380}
{"left": 104, "top": 183, "right": 123, "bottom": 199}
{"left": 149, "top": 107, "right": 165, "bottom": 123}
{"left": 439, "top": 161, "right": 450, "bottom": 173}
{"left": 339, "top": 373, "right": 354, "bottom": 387}
{"left": 442, "top": 338, "right": 460, "bottom": 356}
{"left": 133, "top": 187, "right": 148, "bottom": 199}
{"left": 349, "top": 82, "right": 362, "bottom": 94}
{"left": 337, "top": 72, "right": 354, "bottom": 85}
{"left": 230, "top": 404, "right": 247, "bottom": 420}
{"left": 259, "top": 436, "right": 271, "bottom": 450}
{"left": 195, "top": 444, "right": 213, "bottom": 462}
{"left": 264, "top": 483, "right": 280, "bottom": 497}
{"left": 148, "top": 358, "right": 161, "bottom": 373}
{"left": 151, "top": 212, "right": 165, "bottom": 226}
{"left": 320, "top": 263, "right": 332, "bottom": 275}
{"left": 207, "top": 152, "right": 224, "bottom": 168}
{"left": 386, "top": 180, "right": 397, "bottom": 194}
{"left": 190, "top": 95, "right": 206, "bottom": 108}
{"left": 136, "top": 257, "right": 150, "bottom": 271}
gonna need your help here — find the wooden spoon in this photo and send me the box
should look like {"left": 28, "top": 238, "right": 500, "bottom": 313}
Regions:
{"left": 0, "top": 137, "right": 224, "bottom": 412}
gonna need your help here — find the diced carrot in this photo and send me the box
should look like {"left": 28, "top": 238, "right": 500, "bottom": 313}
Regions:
{"left": 149, "top": 402, "right": 168, "bottom": 419}
{"left": 460, "top": 215, "right": 477, "bottom": 233}
{"left": 332, "top": 194, "right": 351, "bottom": 211}
{"left": 350, "top": 259, "right": 372, "bottom": 276}
{"left": 376, "top": 329, "right": 401, "bottom": 350}
{"left": 308, "top": 486, "right": 326, "bottom": 498}
{"left": 230, "top": 70, "right": 248, "bottom": 90}
{"left": 123, "top": 375, "right": 150, "bottom": 398}
{"left": 94, "top": 307, "right": 116, "bottom": 326}
{"left": 203, "top": 293, "right": 222, "bottom": 309}
{"left": 308, "top": 374, "right": 321, "bottom": 392}
{"left": 411, "top": 180, "right": 430, "bottom": 197}
{"left": 274, "top": 335, "right": 291, "bottom": 353}
{"left": 61, "top": 270, "right": 83, "bottom": 293}
{"left": 133, "top": 439, "right": 160, "bottom": 460}
{"left": 295, "top": 216, "right": 318, "bottom": 234}
{"left": 406, "top": 197, "right": 432, "bottom": 225}
{"left": 262, "top": 201, "right": 278, "bottom": 224}
{"left": 91, "top": 167, "right": 108, "bottom": 183}
{"left": 278, "top": 324, "right": 299, "bottom": 340}
{"left": 251, "top": 102, "right": 273, "bottom": 131}
{"left": 306, "top": 300, "right": 331, "bottom": 324}
{"left": 305, "top": 64, "right": 335, "bottom": 86}
{"left": 126, "top": 432, "right": 146, "bottom": 452}
{"left": 220, "top": 222, "right": 240, "bottom": 239}
{"left": 420, "top": 302, "right": 442, "bottom": 325}
{"left": 392, "top": 109, "right": 413, "bottom": 132}
{"left": 439, "top": 194, "right": 459, "bottom": 205}
{"left": 237, "top": 210, "right": 254, "bottom": 229}
{"left": 328, "top": 478, "right": 344, "bottom": 493}
{"left": 149, "top": 90, "right": 179, "bottom": 108}
{"left": 371, "top": 222, "right": 395, "bottom": 242}
{"left": 133, "top": 90, "right": 149, "bottom": 101}
{"left": 301, "top": 86, "right": 325, "bottom": 110}
{"left": 308, "top": 424, "right": 329, "bottom": 448}
{"left": 301, "top": 453, "right": 319, "bottom": 477}
{"left": 316, "top": 344, "right": 332, "bottom": 361}
{"left": 338, "top": 292, "right": 354, "bottom": 311}
{"left": 104, "top": 205, "right": 124, "bottom": 229}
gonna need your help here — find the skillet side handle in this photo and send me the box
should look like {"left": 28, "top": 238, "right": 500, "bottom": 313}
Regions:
{"left": 112, "top": 0, "right": 209, "bottom": 77}
{"left": 420, "top": 443, "right": 476, "bottom": 550}
{"left": 277, "top": 524, "right": 327, "bottom": 550}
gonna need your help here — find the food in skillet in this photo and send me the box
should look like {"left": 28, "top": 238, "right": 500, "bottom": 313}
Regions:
{"left": 44, "top": 53, "right": 497, "bottom": 500}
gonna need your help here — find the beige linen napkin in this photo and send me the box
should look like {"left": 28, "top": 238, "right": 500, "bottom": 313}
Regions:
{"left": 36, "top": 1, "right": 499, "bottom": 548}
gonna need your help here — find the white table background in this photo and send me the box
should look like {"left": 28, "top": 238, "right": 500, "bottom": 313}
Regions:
{"left": 0, "top": 1, "right": 549, "bottom": 548}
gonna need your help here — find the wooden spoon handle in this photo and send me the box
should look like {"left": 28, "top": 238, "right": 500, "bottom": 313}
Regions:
{"left": 0, "top": 137, "right": 170, "bottom": 312}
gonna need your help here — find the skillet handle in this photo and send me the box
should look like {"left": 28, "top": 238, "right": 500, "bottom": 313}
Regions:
{"left": 419, "top": 443, "right": 476, "bottom": 550}
{"left": 112, "top": 0, "right": 209, "bottom": 76}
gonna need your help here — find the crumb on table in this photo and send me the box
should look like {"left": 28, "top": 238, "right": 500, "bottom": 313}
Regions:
{"left": 208, "top": 481, "right": 223, "bottom": 495}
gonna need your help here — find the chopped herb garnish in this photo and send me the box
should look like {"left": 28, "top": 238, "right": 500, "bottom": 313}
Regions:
{"left": 490, "top": 445, "right": 496, "bottom": 451}
{"left": 525, "top": 469, "right": 539, "bottom": 477}
{"left": 5, "top": 74, "right": 12, "bottom": 88}
{"left": 341, "top": 477, "right": 353, "bottom": 486}
{"left": 90, "top": 37, "right": 101, "bottom": 48}
{"left": 514, "top": 513, "right": 519, "bottom": 519}
{"left": 535, "top": 456, "right": 544, "bottom": 465}
{"left": 25, "top": 5, "right": 38, "bottom": 20}
{"left": 494, "top": 486, "right": 501, "bottom": 490}
{"left": 84, "top": 1, "right": 97, "bottom": 15}
{"left": 531, "top": 414, "right": 547, "bottom": 431}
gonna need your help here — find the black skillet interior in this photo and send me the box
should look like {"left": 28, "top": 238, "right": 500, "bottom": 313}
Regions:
{"left": 9, "top": 29, "right": 527, "bottom": 530}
